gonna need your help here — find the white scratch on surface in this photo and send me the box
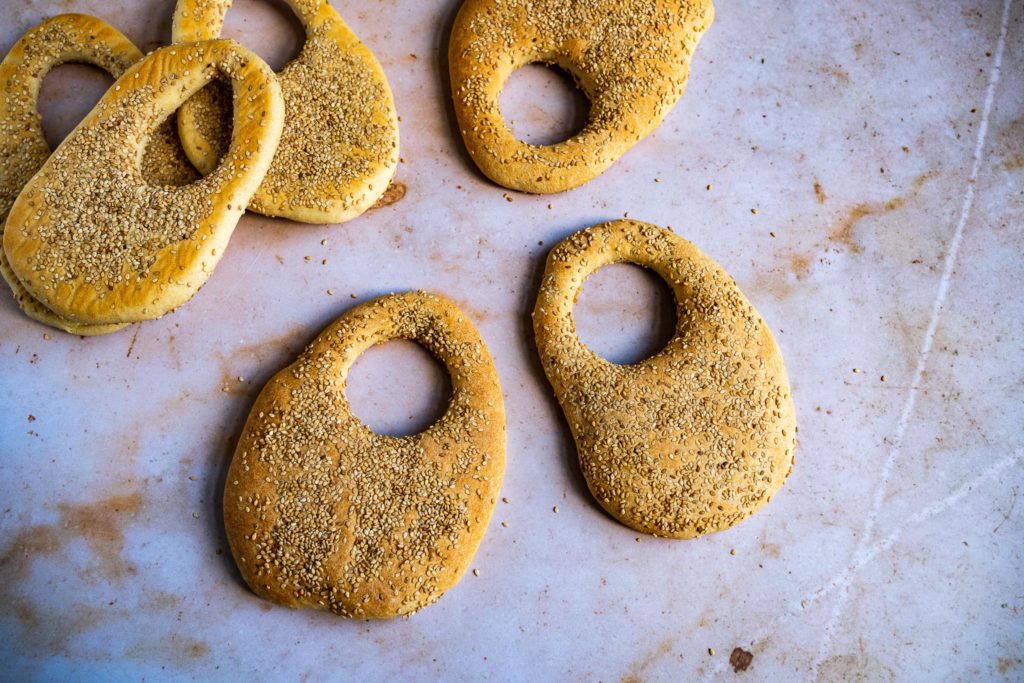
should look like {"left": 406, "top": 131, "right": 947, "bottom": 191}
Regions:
{"left": 811, "top": 0, "right": 1015, "bottom": 674}
{"left": 702, "top": 450, "right": 1023, "bottom": 680}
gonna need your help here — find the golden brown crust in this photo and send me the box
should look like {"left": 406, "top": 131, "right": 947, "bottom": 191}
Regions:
{"left": 0, "top": 14, "right": 190, "bottom": 336}
{"left": 0, "top": 15, "right": 201, "bottom": 336}
{"left": 533, "top": 221, "right": 795, "bottom": 538}
{"left": 173, "top": 0, "right": 400, "bottom": 224}
{"left": 449, "top": 0, "right": 714, "bottom": 194}
{"left": 3, "top": 39, "right": 284, "bottom": 325}
{"left": 225, "top": 291, "right": 506, "bottom": 619}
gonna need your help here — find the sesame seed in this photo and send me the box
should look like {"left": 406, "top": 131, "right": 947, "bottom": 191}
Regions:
{"left": 173, "top": 1, "right": 400, "bottom": 222}
{"left": 532, "top": 220, "right": 796, "bottom": 538}
{"left": 449, "top": 0, "right": 713, "bottom": 192}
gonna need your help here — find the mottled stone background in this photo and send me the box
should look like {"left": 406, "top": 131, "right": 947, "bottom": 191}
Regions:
{"left": 0, "top": 0, "right": 1021, "bottom": 680}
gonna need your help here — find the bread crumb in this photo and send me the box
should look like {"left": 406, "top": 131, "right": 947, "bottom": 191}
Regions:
{"left": 552, "top": 505, "right": 559, "bottom": 514}
{"left": 709, "top": 648, "right": 715, "bottom": 656}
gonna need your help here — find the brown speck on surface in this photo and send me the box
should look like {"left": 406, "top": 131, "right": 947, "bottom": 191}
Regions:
{"left": 552, "top": 505, "right": 559, "bottom": 513}
{"left": 327, "top": 289, "right": 334, "bottom": 296}
{"left": 750, "top": 208, "right": 758, "bottom": 214}
{"left": 125, "top": 326, "right": 141, "bottom": 359}
{"left": 42, "top": 334, "right": 50, "bottom": 341}
{"left": 502, "top": 497, "right": 509, "bottom": 504}
{"left": 730, "top": 548, "right": 736, "bottom": 555}
{"left": 730, "top": 647, "right": 754, "bottom": 672}
{"left": 708, "top": 648, "right": 715, "bottom": 656}
{"left": 472, "top": 569, "right": 480, "bottom": 577}
{"left": 27, "top": 414, "right": 35, "bottom": 422}
{"left": 706, "top": 183, "right": 712, "bottom": 190}
{"left": 814, "top": 181, "right": 827, "bottom": 203}
{"left": 369, "top": 182, "right": 407, "bottom": 210}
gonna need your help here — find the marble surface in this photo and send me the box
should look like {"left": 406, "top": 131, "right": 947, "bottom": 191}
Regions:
{"left": 1, "top": 0, "right": 1022, "bottom": 680}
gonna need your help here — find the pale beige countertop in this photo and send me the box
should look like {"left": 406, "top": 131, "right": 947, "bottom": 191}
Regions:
{"left": 0, "top": 0, "right": 1021, "bottom": 680}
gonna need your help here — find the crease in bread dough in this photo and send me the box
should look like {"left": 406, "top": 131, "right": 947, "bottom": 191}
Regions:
{"left": 3, "top": 39, "right": 284, "bottom": 325}
{"left": 173, "top": 0, "right": 400, "bottom": 224}
{"left": 533, "top": 220, "right": 795, "bottom": 538}
{"left": 449, "top": 0, "right": 714, "bottom": 194}
{"left": 225, "top": 291, "right": 506, "bottom": 619}
{"left": 0, "top": 14, "right": 199, "bottom": 336}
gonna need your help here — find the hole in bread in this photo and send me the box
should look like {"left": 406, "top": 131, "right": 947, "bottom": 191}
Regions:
{"left": 38, "top": 64, "right": 114, "bottom": 149}
{"left": 178, "top": 77, "right": 234, "bottom": 177}
{"left": 221, "top": 0, "right": 305, "bottom": 72}
{"left": 573, "top": 263, "right": 677, "bottom": 365}
{"left": 346, "top": 340, "right": 453, "bottom": 437}
{"left": 140, "top": 111, "right": 202, "bottom": 188}
{"left": 500, "top": 63, "right": 589, "bottom": 146}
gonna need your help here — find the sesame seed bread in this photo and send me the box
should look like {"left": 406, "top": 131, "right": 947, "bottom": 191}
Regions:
{"left": 225, "top": 291, "right": 506, "bottom": 619}
{"left": 0, "top": 14, "right": 197, "bottom": 336}
{"left": 172, "top": 0, "right": 400, "bottom": 224}
{"left": 449, "top": 0, "right": 714, "bottom": 194}
{"left": 4, "top": 39, "right": 284, "bottom": 325}
{"left": 533, "top": 221, "right": 795, "bottom": 538}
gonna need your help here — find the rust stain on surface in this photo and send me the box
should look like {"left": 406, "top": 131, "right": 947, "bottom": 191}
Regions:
{"left": 999, "top": 154, "right": 1024, "bottom": 171}
{"left": 827, "top": 196, "right": 906, "bottom": 254}
{"left": 819, "top": 63, "right": 850, "bottom": 84}
{"left": 998, "top": 657, "right": 1021, "bottom": 674}
{"left": 0, "top": 492, "right": 145, "bottom": 654}
{"left": 789, "top": 254, "right": 811, "bottom": 280}
{"left": 623, "top": 639, "right": 674, "bottom": 682}
{"left": 369, "top": 182, "right": 407, "bottom": 210}
{"left": 814, "top": 181, "right": 827, "bottom": 204}
{"left": 58, "top": 493, "right": 143, "bottom": 581}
